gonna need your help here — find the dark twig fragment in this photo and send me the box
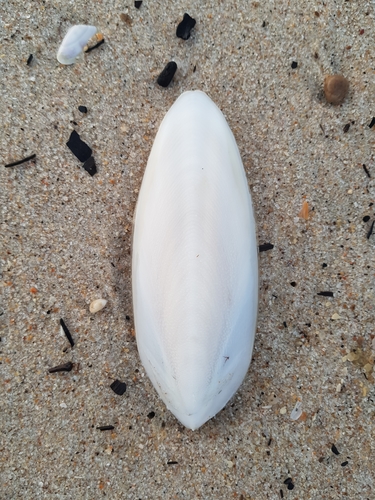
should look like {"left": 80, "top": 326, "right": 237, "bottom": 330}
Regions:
{"left": 48, "top": 361, "right": 73, "bottom": 373}
{"left": 4, "top": 153, "right": 36, "bottom": 168}
{"left": 317, "top": 291, "right": 334, "bottom": 297}
{"left": 369, "top": 117, "right": 375, "bottom": 129}
{"left": 27, "top": 54, "right": 33, "bottom": 65}
{"left": 60, "top": 318, "right": 74, "bottom": 347}
{"left": 367, "top": 220, "right": 374, "bottom": 239}
{"left": 97, "top": 425, "right": 115, "bottom": 431}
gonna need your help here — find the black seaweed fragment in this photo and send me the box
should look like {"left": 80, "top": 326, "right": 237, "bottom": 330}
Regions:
{"left": 66, "top": 130, "right": 92, "bottom": 162}
{"left": 48, "top": 361, "right": 73, "bottom": 373}
{"left": 331, "top": 444, "right": 340, "bottom": 455}
{"left": 259, "top": 243, "right": 274, "bottom": 252}
{"left": 97, "top": 425, "right": 115, "bottom": 431}
{"left": 369, "top": 117, "right": 375, "bottom": 129}
{"left": 363, "top": 164, "right": 371, "bottom": 178}
{"left": 60, "top": 318, "right": 75, "bottom": 347}
{"left": 317, "top": 291, "right": 334, "bottom": 297}
{"left": 78, "top": 105, "right": 88, "bottom": 113}
{"left": 343, "top": 123, "right": 350, "bottom": 133}
{"left": 157, "top": 61, "right": 177, "bottom": 87}
{"left": 110, "top": 379, "right": 127, "bottom": 395}
{"left": 341, "top": 461, "right": 349, "bottom": 467}
{"left": 85, "top": 39, "right": 105, "bottom": 53}
{"left": 176, "top": 13, "right": 196, "bottom": 40}
{"left": 134, "top": 0, "right": 142, "bottom": 8}
{"left": 4, "top": 153, "right": 36, "bottom": 168}
{"left": 27, "top": 54, "right": 33, "bottom": 65}
{"left": 83, "top": 156, "right": 97, "bottom": 176}
{"left": 283, "top": 478, "right": 293, "bottom": 485}
{"left": 287, "top": 483, "right": 295, "bottom": 491}
{"left": 280, "top": 490, "right": 284, "bottom": 499}
{"left": 367, "top": 220, "right": 374, "bottom": 239}
{"left": 167, "top": 461, "right": 178, "bottom": 465}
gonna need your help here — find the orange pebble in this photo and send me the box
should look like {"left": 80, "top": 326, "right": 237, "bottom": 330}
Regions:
{"left": 30, "top": 287, "right": 38, "bottom": 294}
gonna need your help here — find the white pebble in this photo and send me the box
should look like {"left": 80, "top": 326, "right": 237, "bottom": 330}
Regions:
{"left": 290, "top": 401, "right": 302, "bottom": 420}
{"left": 89, "top": 299, "right": 107, "bottom": 313}
{"left": 57, "top": 25, "right": 97, "bottom": 65}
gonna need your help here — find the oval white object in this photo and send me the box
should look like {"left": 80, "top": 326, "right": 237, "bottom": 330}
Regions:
{"left": 57, "top": 25, "right": 97, "bottom": 65}
{"left": 132, "top": 91, "right": 258, "bottom": 430}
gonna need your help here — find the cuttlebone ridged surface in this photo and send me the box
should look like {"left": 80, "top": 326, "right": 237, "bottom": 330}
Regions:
{"left": 132, "top": 91, "right": 258, "bottom": 430}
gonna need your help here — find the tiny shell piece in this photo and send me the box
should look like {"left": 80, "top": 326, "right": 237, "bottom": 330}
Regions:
{"left": 299, "top": 200, "right": 309, "bottom": 220}
{"left": 324, "top": 75, "right": 349, "bottom": 105}
{"left": 57, "top": 25, "right": 97, "bottom": 65}
{"left": 290, "top": 401, "right": 302, "bottom": 420}
{"left": 89, "top": 298, "right": 107, "bottom": 313}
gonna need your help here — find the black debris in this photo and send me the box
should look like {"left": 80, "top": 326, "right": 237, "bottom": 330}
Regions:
{"left": 283, "top": 478, "right": 293, "bottom": 485}
{"left": 287, "top": 483, "right": 295, "bottom": 491}
{"left": 363, "top": 215, "right": 370, "bottom": 222}
{"left": 317, "top": 291, "right": 334, "bottom": 297}
{"left": 363, "top": 164, "right": 371, "bottom": 178}
{"left": 291, "top": 61, "right": 298, "bottom": 69}
{"left": 167, "top": 461, "right": 178, "bottom": 465}
{"left": 78, "top": 105, "right": 88, "bottom": 113}
{"left": 176, "top": 13, "right": 196, "bottom": 40}
{"left": 322, "top": 263, "right": 327, "bottom": 268}
{"left": 60, "top": 318, "right": 74, "bottom": 347}
{"left": 85, "top": 38, "right": 105, "bottom": 53}
{"left": 125, "top": 315, "right": 130, "bottom": 320}
{"left": 110, "top": 379, "right": 127, "bottom": 396}
{"left": 343, "top": 123, "right": 350, "bottom": 133}
{"left": 290, "top": 281, "right": 297, "bottom": 287}
{"left": 283, "top": 321, "right": 287, "bottom": 328}
{"left": 134, "top": 0, "right": 142, "bottom": 8}
{"left": 259, "top": 243, "right": 274, "bottom": 252}
{"left": 83, "top": 156, "right": 97, "bottom": 176}
{"left": 147, "top": 411, "right": 156, "bottom": 419}
{"left": 280, "top": 490, "right": 284, "bottom": 499}
{"left": 27, "top": 54, "right": 33, "bottom": 65}
{"left": 331, "top": 444, "right": 340, "bottom": 455}
{"left": 367, "top": 220, "right": 374, "bottom": 239}
{"left": 157, "top": 61, "right": 177, "bottom": 87}
{"left": 97, "top": 425, "right": 115, "bottom": 431}
{"left": 193, "top": 64, "right": 196, "bottom": 72}
{"left": 341, "top": 461, "right": 349, "bottom": 467}
{"left": 4, "top": 153, "right": 36, "bottom": 168}
{"left": 66, "top": 130, "right": 92, "bottom": 162}
{"left": 369, "top": 117, "right": 375, "bottom": 129}
{"left": 48, "top": 361, "right": 73, "bottom": 373}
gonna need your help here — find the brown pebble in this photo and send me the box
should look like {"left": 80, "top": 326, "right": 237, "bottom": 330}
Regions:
{"left": 324, "top": 75, "right": 349, "bottom": 105}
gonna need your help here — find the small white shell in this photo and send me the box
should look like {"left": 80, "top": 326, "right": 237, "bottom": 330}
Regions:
{"left": 132, "top": 91, "right": 258, "bottom": 430}
{"left": 89, "top": 298, "right": 107, "bottom": 313}
{"left": 290, "top": 401, "right": 303, "bottom": 420}
{"left": 57, "top": 25, "right": 97, "bottom": 65}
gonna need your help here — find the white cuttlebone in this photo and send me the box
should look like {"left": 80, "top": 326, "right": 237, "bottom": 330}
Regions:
{"left": 132, "top": 90, "right": 258, "bottom": 430}
{"left": 57, "top": 25, "right": 97, "bottom": 65}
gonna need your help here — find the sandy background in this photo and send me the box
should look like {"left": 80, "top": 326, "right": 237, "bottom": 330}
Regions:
{"left": 1, "top": 0, "right": 375, "bottom": 498}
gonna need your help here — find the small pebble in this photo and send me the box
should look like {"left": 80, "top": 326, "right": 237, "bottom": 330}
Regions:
{"left": 280, "top": 407, "right": 287, "bottom": 414}
{"left": 27, "top": 54, "right": 33, "bottom": 66}
{"left": 89, "top": 298, "right": 107, "bottom": 313}
{"left": 331, "top": 313, "right": 341, "bottom": 320}
{"left": 83, "top": 156, "right": 97, "bottom": 176}
{"left": 331, "top": 444, "right": 340, "bottom": 455}
{"left": 78, "top": 105, "right": 87, "bottom": 113}
{"left": 176, "top": 13, "right": 196, "bottom": 40}
{"left": 157, "top": 61, "right": 177, "bottom": 87}
{"left": 324, "top": 75, "right": 349, "bottom": 105}
{"left": 291, "top": 61, "right": 298, "bottom": 69}
{"left": 110, "top": 379, "right": 127, "bottom": 395}
{"left": 134, "top": 0, "right": 142, "bottom": 8}
{"left": 290, "top": 401, "right": 302, "bottom": 420}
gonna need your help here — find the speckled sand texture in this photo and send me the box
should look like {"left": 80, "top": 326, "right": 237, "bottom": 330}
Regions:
{"left": 1, "top": 1, "right": 375, "bottom": 499}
